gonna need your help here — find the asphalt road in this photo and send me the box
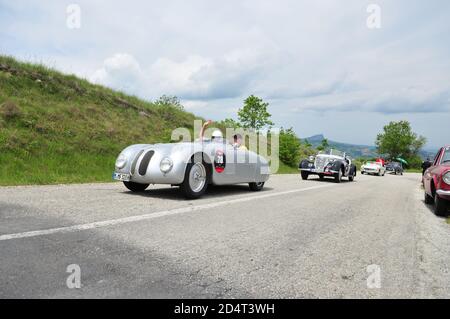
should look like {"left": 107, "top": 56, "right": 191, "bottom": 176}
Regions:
{"left": 0, "top": 173, "right": 449, "bottom": 298}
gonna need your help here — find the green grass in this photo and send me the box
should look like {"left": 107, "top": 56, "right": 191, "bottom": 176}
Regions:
{"left": 275, "top": 162, "right": 299, "bottom": 174}
{"left": 0, "top": 55, "right": 200, "bottom": 185}
{"left": 405, "top": 168, "right": 422, "bottom": 173}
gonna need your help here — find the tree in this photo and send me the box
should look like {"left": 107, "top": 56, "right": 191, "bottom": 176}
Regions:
{"left": 316, "top": 138, "right": 329, "bottom": 151}
{"left": 155, "top": 95, "right": 184, "bottom": 110}
{"left": 304, "top": 139, "right": 312, "bottom": 148}
{"left": 218, "top": 118, "right": 241, "bottom": 129}
{"left": 375, "top": 120, "right": 426, "bottom": 161}
{"left": 279, "top": 128, "right": 301, "bottom": 167}
{"left": 237, "top": 95, "right": 274, "bottom": 131}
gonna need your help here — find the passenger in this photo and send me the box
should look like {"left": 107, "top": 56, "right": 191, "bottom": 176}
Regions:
{"left": 233, "top": 134, "right": 247, "bottom": 150}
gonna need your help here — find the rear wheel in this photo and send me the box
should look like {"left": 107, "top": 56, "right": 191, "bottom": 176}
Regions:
{"left": 434, "top": 193, "right": 448, "bottom": 216}
{"left": 180, "top": 159, "right": 208, "bottom": 199}
{"left": 123, "top": 181, "right": 149, "bottom": 192}
{"left": 301, "top": 171, "right": 309, "bottom": 180}
{"left": 249, "top": 182, "right": 264, "bottom": 191}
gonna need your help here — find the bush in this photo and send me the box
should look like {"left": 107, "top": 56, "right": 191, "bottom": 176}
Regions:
{"left": 0, "top": 101, "right": 22, "bottom": 119}
{"left": 279, "top": 128, "right": 301, "bottom": 167}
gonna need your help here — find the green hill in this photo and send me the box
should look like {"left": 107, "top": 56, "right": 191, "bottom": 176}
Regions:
{"left": 0, "top": 55, "right": 199, "bottom": 185}
{"left": 302, "top": 134, "right": 436, "bottom": 160}
{"left": 302, "top": 134, "right": 378, "bottom": 158}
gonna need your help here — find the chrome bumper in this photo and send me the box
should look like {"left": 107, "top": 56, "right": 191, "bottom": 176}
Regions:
{"left": 436, "top": 189, "right": 450, "bottom": 196}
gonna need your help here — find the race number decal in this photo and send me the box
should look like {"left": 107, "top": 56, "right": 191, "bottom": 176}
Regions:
{"left": 214, "top": 150, "right": 226, "bottom": 173}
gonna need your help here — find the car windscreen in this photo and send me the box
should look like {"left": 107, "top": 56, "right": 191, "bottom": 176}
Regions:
{"left": 388, "top": 162, "right": 400, "bottom": 167}
{"left": 441, "top": 148, "right": 450, "bottom": 164}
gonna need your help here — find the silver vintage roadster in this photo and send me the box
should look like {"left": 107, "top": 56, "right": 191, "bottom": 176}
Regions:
{"left": 113, "top": 138, "right": 270, "bottom": 198}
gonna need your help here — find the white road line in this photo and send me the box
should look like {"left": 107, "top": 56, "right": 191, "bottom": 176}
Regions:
{"left": 0, "top": 183, "right": 337, "bottom": 241}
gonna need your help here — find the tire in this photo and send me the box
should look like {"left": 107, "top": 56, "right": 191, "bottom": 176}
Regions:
{"left": 434, "top": 193, "right": 448, "bottom": 216}
{"left": 424, "top": 191, "right": 434, "bottom": 204}
{"left": 123, "top": 181, "right": 149, "bottom": 192}
{"left": 180, "top": 158, "right": 208, "bottom": 199}
{"left": 301, "top": 171, "right": 309, "bottom": 180}
{"left": 377, "top": 171, "right": 381, "bottom": 176}
{"left": 348, "top": 172, "right": 355, "bottom": 182}
{"left": 319, "top": 174, "right": 324, "bottom": 180}
{"left": 361, "top": 171, "right": 365, "bottom": 175}
{"left": 334, "top": 169, "right": 342, "bottom": 183}
{"left": 249, "top": 182, "right": 265, "bottom": 191}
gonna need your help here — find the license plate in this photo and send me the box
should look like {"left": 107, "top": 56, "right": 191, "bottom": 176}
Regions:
{"left": 113, "top": 172, "right": 130, "bottom": 181}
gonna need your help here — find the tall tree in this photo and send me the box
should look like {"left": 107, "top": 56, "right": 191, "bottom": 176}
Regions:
{"left": 375, "top": 120, "right": 426, "bottom": 159}
{"left": 238, "top": 95, "right": 274, "bottom": 131}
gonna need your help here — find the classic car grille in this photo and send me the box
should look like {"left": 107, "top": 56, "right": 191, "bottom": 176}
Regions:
{"left": 138, "top": 150, "right": 155, "bottom": 176}
{"left": 130, "top": 149, "right": 144, "bottom": 175}
{"left": 315, "top": 157, "right": 327, "bottom": 171}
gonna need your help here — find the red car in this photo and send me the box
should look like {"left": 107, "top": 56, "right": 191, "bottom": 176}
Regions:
{"left": 423, "top": 146, "right": 450, "bottom": 216}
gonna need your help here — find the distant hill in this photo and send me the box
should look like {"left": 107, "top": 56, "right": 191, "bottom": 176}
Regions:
{"left": 301, "top": 134, "right": 436, "bottom": 159}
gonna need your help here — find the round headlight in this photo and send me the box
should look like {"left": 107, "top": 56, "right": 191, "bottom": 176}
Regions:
{"left": 309, "top": 156, "right": 315, "bottom": 162}
{"left": 115, "top": 154, "right": 127, "bottom": 169}
{"left": 443, "top": 171, "right": 450, "bottom": 185}
{"left": 160, "top": 157, "right": 173, "bottom": 173}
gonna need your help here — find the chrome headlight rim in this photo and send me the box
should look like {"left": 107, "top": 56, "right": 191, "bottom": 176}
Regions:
{"left": 160, "top": 157, "right": 173, "bottom": 173}
{"left": 115, "top": 154, "right": 127, "bottom": 169}
{"left": 443, "top": 171, "right": 450, "bottom": 185}
{"left": 308, "top": 155, "right": 315, "bottom": 162}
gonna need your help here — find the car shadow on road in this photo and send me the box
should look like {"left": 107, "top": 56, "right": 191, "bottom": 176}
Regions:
{"left": 306, "top": 176, "right": 353, "bottom": 183}
{"left": 422, "top": 199, "right": 450, "bottom": 219}
{"left": 123, "top": 184, "right": 275, "bottom": 201}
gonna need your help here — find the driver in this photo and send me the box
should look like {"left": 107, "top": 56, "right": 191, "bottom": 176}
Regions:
{"left": 198, "top": 120, "right": 223, "bottom": 142}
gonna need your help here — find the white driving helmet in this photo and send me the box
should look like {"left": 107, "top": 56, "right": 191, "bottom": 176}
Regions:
{"left": 211, "top": 129, "right": 223, "bottom": 139}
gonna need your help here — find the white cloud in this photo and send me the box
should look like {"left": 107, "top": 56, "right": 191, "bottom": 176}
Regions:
{"left": 2, "top": 0, "right": 450, "bottom": 146}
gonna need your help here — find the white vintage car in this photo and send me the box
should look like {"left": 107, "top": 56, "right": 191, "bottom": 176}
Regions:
{"left": 299, "top": 149, "right": 357, "bottom": 183}
{"left": 361, "top": 161, "right": 386, "bottom": 176}
{"left": 113, "top": 138, "right": 270, "bottom": 199}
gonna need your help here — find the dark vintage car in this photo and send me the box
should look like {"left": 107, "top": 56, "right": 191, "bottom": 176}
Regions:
{"left": 299, "top": 149, "right": 357, "bottom": 183}
{"left": 385, "top": 161, "right": 403, "bottom": 175}
{"left": 423, "top": 146, "right": 450, "bottom": 216}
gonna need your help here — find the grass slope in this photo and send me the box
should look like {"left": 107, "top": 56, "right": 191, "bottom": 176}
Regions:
{"left": 0, "top": 55, "right": 199, "bottom": 185}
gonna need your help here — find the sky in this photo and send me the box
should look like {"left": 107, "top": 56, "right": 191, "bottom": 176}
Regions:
{"left": 1, "top": 0, "right": 449, "bottom": 149}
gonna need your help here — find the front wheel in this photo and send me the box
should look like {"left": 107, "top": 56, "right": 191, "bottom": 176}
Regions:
{"left": 348, "top": 172, "right": 355, "bottom": 182}
{"left": 123, "top": 181, "right": 149, "bottom": 192}
{"left": 434, "top": 193, "right": 448, "bottom": 216}
{"left": 424, "top": 191, "right": 434, "bottom": 204}
{"left": 301, "top": 171, "right": 309, "bottom": 180}
{"left": 180, "top": 160, "right": 208, "bottom": 199}
{"left": 249, "top": 182, "right": 264, "bottom": 191}
{"left": 334, "top": 169, "right": 342, "bottom": 183}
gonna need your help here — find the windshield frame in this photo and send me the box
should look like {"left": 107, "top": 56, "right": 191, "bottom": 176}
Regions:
{"left": 440, "top": 147, "right": 450, "bottom": 164}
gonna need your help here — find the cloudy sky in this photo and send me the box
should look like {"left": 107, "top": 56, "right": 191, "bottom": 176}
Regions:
{"left": 1, "top": 0, "right": 449, "bottom": 148}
